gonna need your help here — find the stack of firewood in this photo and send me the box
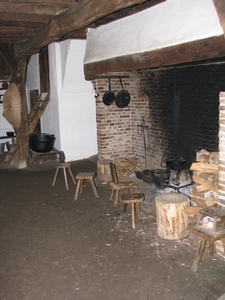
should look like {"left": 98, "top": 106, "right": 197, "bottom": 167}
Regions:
{"left": 115, "top": 157, "right": 141, "bottom": 178}
{"left": 190, "top": 149, "right": 218, "bottom": 207}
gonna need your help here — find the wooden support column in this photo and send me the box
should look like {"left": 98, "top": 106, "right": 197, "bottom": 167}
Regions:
{"left": 16, "top": 56, "right": 29, "bottom": 168}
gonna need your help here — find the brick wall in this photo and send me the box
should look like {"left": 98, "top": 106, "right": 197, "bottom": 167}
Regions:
{"left": 93, "top": 74, "right": 132, "bottom": 161}
{"left": 94, "top": 60, "right": 225, "bottom": 172}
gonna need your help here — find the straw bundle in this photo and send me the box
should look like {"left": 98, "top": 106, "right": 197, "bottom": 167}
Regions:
{"left": 3, "top": 83, "right": 22, "bottom": 130}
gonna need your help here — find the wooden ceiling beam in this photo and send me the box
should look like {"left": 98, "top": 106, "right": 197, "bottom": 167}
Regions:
{"left": 1, "top": 0, "right": 75, "bottom": 4}
{"left": 0, "top": 26, "right": 34, "bottom": 33}
{"left": 0, "top": 20, "right": 43, "bottom": 28}
{"left": 0, "top": 13, "right": 50, "bottom": 23}
{"left": 14, "top": 0, "right": 159, "bottom": 57}
{"left": 84, "top": 35, "right": 225, "bottom": 80}
{"left": 212, "top": 0, "right": 225, "bottom": 34}
{"left": 0, "top": 3, "right": 69, "bottom": 15}
{"left": 0, "top": 38, "right": 23, "bottom": 43}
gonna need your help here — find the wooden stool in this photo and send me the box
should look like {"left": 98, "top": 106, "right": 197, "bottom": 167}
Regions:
{"left": 190, "top": 227, "right": 225, "bottom": 272}
{"left": 52, "top": 163, "right": 76, "bottom": 190}
{"left": 109, "top": 162, "right": 138, "bottom": 205}
{"left": 120, "top": 193, "right": 145, "bottom": 229}
{"left": 74, "top": 172, "right": 99, "bottom": 200}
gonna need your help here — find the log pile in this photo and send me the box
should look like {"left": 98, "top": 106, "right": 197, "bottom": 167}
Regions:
{"left": 97, "top": 157, "right": 141, "bottom": 181}
{"left": 115, "top": 157, "right": 141, "bottom": 179}
{"left": 190, "top": 149, "right": 218, "bottom": 207}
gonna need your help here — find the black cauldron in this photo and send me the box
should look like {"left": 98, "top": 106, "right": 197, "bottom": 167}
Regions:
{"left": 164, "top": 157, "right": 186, "bottom": 170}
{"left": 29, "top": 133, "right": 55, "bottom": 152}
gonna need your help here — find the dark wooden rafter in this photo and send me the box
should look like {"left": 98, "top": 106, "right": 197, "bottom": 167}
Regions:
{"left": 14, "top": 0, "right": 164, "bottom": 57}
{"left": 84, "top": 35, "right": 225, "bottom": 79}
{"left": 0, "top": 2, "right": 71, "bottom": 15}
{"left": 0, "top": 13, "right": 50, "bottom": 23}
{"left": 1, "top": 0, "right": 75, "bottom": 4}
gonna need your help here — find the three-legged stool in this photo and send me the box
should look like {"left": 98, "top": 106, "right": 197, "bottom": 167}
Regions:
{"left": 120, "top": 193, "right": 145, "bottom": 229}
{"left": 52, "top": 163, "right": 76, "bottom": 190}
{"left": 74, "top": 172, "right": 99, "bottom": 200}
{"left": 190, "top": 227, "right": 225, "bottom": 272}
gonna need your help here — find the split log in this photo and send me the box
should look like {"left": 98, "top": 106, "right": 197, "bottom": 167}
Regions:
{"left": 156, "top": 193, "right": 189, "bottom": 240}
{"left": 192, "top": 175, "right": 218, "bottom": 192}
{"left": 190, "top": 163, "right": 218, "bottom": 173}
{"left": 97, "top": 159, "right": 112, "bottom": 182}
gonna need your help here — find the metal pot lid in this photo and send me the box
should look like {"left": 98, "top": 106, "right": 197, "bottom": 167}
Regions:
{"left": 103, "top": 91, "right": 115, "bottom": 106}
{"left": 115, "top": 90, "right": 130, "bottom": 108}
{"left": 115, "top": 77, "right": 130, "bottom": 108}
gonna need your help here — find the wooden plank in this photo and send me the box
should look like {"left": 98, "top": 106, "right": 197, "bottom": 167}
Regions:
{"left": 193, "top": 175, "right": 218, "bottom": 192}
{"left": 28, "top": 93, "right": 50, "bottom": 134}
{"left": 0, "top": 12, "right": 50, "bottom": 23}
{"left": 0, "top": 3, "right": 70, "bottom": 15}
{"left": 84, "top": 36, "right": 225, "bottom": 79}
{"left": 195, "top": 185, "right": 209, "bottom": 192}
{"left": 190, "top": 162, "right": 218, "bottom": 172}
{"left": 2, "top": 0, "right": 75, "bottom": 4}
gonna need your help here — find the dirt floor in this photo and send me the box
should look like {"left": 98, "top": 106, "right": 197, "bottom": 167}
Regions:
{"left": 0, "top": 153, "right": 225, "bottom": 300}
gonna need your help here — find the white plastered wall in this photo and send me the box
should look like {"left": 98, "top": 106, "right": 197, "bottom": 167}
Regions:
{"left": 41, "top": 40, "right": 97, "bottom": 161}
{"left": 84, "top": 0, "right": 223, "bottom": 64}
{"left": 25, "top": 40, "right": 97, "bottom": 162}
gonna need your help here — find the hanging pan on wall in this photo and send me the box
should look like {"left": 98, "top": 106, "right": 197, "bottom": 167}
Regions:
{"left": 115, "top": 77, "right": 130, "bottom": 108}
{"left": 103, "top": 78, "right": 115, "bottom": 106}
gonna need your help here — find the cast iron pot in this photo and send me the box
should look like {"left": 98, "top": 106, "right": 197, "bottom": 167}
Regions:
{"left": 115, "top": 77, "right": 130, "bottom": 108}
{"left": 29, "top": 133, "right": 55, "bottom": 153}
{"left": 164, "top": 157, "right": 186, "bottom": 170}
{"left": 142, "top": 169, "right": 155, "bottom": 183}
{"left": 103, "top": 78, "right": 115, "bottom": 106}
{"left": 136, "top": 170, "right": 144, "bottom": 180}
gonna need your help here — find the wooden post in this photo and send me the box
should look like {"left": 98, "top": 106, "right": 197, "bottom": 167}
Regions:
{"left": 15, "top": 58, "right": 29, "bottom": 168}
{"left": 156, "top": 193, "right": 189, "bottom": 240}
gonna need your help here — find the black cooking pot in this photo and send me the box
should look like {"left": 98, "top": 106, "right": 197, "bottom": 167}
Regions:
{"left": 164, "top": 157, "right": 186, "bottom": 170}
{"left": 142, "top": 169, "right": 154, "bottom": 183}
{"left": 29, "top": 133, "right": 55, "bottom": 152}
{"left": 115, "top": 77, "right": 130, "bottom": 108}
{"left": 103, "top": 78, "right": 115, "bottom": 106}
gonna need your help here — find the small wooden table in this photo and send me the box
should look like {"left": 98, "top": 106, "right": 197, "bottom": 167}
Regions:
{"left": 190, "top": 204, "right": 225, "bottom": 272}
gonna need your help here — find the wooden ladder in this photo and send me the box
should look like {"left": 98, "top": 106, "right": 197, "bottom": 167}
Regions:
{"left": 5, "top": 143, "right": 18, "bottom": 164}
{"left": 28, "top": 92, "right": 50, "bottom": 134}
